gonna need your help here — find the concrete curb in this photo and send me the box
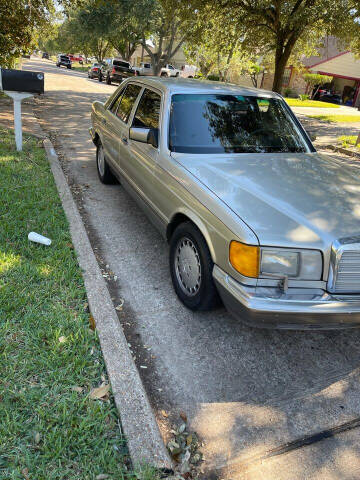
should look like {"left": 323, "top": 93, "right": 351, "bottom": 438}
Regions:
{"left": 42, "top": 138, "right": 173, "bottom": 471}
{"left": 325, "top": 144, "right": 360, "bottom": 159}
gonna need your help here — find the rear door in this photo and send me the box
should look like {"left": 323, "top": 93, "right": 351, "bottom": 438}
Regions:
{"left": 101, "top": 86, "right": 126, "bottom": 167}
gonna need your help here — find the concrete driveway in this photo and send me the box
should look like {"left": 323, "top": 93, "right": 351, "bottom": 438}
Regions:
{"left": 23, "top": 57, "right": 360, "bottom": 479}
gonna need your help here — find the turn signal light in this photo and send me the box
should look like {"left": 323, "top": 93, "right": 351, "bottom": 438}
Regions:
{"left": 229, "top": 241, "right": 259, "bottom": 278}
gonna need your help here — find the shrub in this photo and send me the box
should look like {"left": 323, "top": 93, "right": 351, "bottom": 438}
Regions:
{"left": 207, "top": 74, "right": 220, "bottom": 81}
{"left": 299, "top": 94, "right": 310, "bottom": 101}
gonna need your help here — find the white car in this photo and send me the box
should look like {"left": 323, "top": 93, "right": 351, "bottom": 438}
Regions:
{"left": 180, "top": 65, "right": 197, "bottom": 78}
{"left": 138, "top": 62, "right": 181, "bottom": 77}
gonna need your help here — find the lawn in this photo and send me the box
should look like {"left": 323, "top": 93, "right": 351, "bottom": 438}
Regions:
{"left": 72, "top": 62, "right": 91, "bottom": 73}
{"left": 338, "top": 135, "right": 360, "bottom": 149}
{"left": 308, "top": 114, "right": 360, "bottom": 123}
{"left": 0, "top": 129, "right": 158, "bottom": 480}
{"left": 285, "top": 98, "right": 340, "bottom": 108}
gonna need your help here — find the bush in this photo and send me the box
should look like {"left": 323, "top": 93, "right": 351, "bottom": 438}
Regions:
{"left": 299, "top": 94, "right": 310, "bottom": 101}
{"left": 207, "top": 74, "right": 220, "bottom": 81}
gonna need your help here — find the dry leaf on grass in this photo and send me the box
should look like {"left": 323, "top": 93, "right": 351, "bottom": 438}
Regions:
{"left": 90, "top": 383, "right": 110, "bottom": 400}
{"left": 71, "top": 386, "right": 83, "bottom": 393}
{"left": 34, "top": 432, "right": 41, "bottom": 444}
{"left": 22, "top": 468, "right": 29, "bottom": 480}
{"left": 161, "top": 409, "right": 169, "bottom": 418}
{"left": 89, "top": 314, "right": 96, "bottom": 330}
{"left": 96, "top": 475, "right": 110, "bottom": 480}
{"left": 58, "top": 336, "right": 66, "bottom": 343}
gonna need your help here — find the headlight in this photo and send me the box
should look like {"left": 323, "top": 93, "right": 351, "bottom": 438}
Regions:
{"left": 229, "top": 242, "right": 322, "bottom": 280}
{"left": 261, "top": 250, "right": 299, "bottom": 276}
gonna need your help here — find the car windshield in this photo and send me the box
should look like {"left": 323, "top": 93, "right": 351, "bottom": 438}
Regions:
{"left": 169, "top": 94, "right": 310, "bottom": 154}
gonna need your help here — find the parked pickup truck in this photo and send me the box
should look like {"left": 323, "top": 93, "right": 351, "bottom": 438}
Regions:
{"left": 138, "top": 62, "right": 181, "bottom": 77}
{"left": 100, "top": 58, "right": 137, "bottom": 84}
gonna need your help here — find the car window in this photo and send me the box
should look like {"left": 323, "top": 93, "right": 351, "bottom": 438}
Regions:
{"left": 114, "top": 60, "right": 130, "bottom": 68}
{"left": 132, "top": 88, "right": 161, "bottom": 130}
{"left": 116, "top": 84, "right": 142, "bottom": 122}
{"left": 169, "top": 94, "right": 310, "bottom": 154}
{"left": 109, "top": 89, "right": 125, "bottom": 114}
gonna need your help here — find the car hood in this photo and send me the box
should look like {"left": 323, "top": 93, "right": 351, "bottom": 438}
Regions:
{"left": 172, "top": 152, "right": 360, "bottom": 249}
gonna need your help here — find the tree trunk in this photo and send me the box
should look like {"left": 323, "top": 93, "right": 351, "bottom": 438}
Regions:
{"left": 272, "top": 49, "right": 289, "bottom": 93}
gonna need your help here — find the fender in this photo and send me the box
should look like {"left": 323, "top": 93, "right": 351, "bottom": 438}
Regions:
{"left": 169, "top": 207, "right": 217, "bottom": 263}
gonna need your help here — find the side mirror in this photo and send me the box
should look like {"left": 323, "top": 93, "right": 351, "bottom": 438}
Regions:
{"left": 129, "top": 127, "right": 159, "bottom": 148}
{"left": 147, "top": 128, "right": 158, "bottom": 148}
{"left": 306, "top": 130, "right": 317, "bottom": 142}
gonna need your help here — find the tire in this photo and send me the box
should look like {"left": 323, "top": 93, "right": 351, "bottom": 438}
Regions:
{"left": 161, "top": 72, "right": 168, "bottom": 77}
{"left": 67, "top": 65, "right": 71, "bottom": 69}
{"left": 96, "top": 143, "right": 117, "bottom": 184}
{"left": 106, "top": 74, "right": 111, "bottom": 85}
{"left": 98, "top": 72, "right": 103, "bottom": 82}
{"left": 169, "top": 222, "right": 220, "bottom": 311}
{"left": 175, "top": 72, "right": 180, "bottom": 77}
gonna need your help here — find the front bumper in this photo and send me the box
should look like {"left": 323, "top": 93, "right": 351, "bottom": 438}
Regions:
{"left": 213, "top": 265, "right": 360, "bottom": 329}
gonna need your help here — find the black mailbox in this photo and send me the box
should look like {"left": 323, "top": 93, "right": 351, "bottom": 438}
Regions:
{"left": 0, "top": 69, "right": 44, "bottom": 94}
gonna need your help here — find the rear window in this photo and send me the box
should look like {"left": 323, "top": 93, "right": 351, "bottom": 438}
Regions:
{"left": 113, "top": 60, "right": 130, "bottom": 68}
{"left": 169, "top": 94, "right": 310, "bottom": 154}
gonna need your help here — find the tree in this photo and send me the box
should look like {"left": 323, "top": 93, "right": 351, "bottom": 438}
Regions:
{"left": 139, "top": 0, "right": 203, "bottom": 75}
{"left": 194, "top": 0, "right": 360, "bottom": 92}
{"left": 0, "top": 0, "right": 54, "bottom": 66}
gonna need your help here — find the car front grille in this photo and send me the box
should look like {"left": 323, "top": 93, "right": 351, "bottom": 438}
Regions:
{"left": 333, "top": 250, "right": 360, "bottom": 293}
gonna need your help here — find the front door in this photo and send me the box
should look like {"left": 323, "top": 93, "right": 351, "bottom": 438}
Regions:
{"left": 121, "top": 87, "right": 162, "bottom": 217}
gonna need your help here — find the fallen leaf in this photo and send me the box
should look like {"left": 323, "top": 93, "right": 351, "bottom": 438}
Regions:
{"left": 186, "top": 434, "right": 192, "bottom": 446}
{"left": 58, "top": 336, "right": 66, "bottom": 343}
{"left": 22, "top": 468, "right": 29, "bottom": 480}
{"left": 161, "top": 409, "right": 169, "bottom": 418}
{"left": 96, "top": 475, "right": 110, "bottom": 480}
{"left": 34, "top": 432, "right": 41, "bottom": 444}
{"left": 72, "top": 386, "right": 83, "bottom": 393}
{"left": 89, "top": 314, "right": 96, "bottom": 330}
{"left": 180, "top": 411, "right": 187, "bottom": 423}
{"left": 90, "top": 383, "right": 110, "bottom": 400}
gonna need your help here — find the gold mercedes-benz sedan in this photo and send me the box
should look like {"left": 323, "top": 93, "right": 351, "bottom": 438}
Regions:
{"left": 90, "top": 77, "right": 360, "bottom": 329}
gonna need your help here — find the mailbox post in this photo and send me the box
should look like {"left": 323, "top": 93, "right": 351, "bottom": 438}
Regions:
{"left": 0, "top": 69, "right": 44, "bottom": 151}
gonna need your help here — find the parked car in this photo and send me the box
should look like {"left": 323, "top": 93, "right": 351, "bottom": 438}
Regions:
{"left": 88, "top": 63, "right": 104, "bottom": 79}
{"left": 90, "top": 78, "right": 360, "bottom": 329}
{"left": 67, "top": 54, "right": 84, "bottom": 64}
{"left": 180, "top": 65, "right": 197, "bottom": 78}
{"left": 56, "top": 54, "right": 72, "bottom": 69}
{"left": 319, "top": 93, "right": 343, "bottom": 105}
{"left": 42, "top": 52, "right": 49, "bottom": 60}
{"left": 100, "top": 58, "right": 137, "bottom": 84}
{"left": 137, "top": 62, "right": 181, "bottom": 77}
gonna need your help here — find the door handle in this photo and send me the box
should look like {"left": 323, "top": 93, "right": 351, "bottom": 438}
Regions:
{"left": 121, "top": 137, "right": 128, "bottom": 145}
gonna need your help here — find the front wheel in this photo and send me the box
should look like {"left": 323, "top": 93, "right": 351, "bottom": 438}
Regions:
{"left": 169, "top": 222, "right": 220, "bottom": 311}
{"left": 106, "top": 74, "right": 111, "bottom": 85}
{"left": 96, "top": 143, "right": 117, "bottom": 184}
{"left": 98, "top": 72, "right": 103, "bottom": 82}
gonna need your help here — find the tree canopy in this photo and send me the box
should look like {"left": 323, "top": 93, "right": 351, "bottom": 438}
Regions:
{"left": 192, "top": 0, "right": 360, "bottom": 91}
{"left": 0, "top": 0, "right": 55, "bottom": 66}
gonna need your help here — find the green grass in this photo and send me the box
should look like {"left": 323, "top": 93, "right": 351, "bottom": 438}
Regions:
{"left": 308, "top": 114, "right": 360, "bottom": 123}
{"left": 285, "top": 98, "right": 340, "bottom": 108}
{"left": 338, "top": 135, "right": 360, "bottom": 149}
{"left": 72, "top": 62, "right": 91, "bottom": 73}
{"left": 0, "top": 129, "right": 159, "bottom": 480}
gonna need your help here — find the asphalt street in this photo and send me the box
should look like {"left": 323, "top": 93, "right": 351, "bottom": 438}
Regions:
{"left": 24, "top": 57, "right": 360, "bottom": 479}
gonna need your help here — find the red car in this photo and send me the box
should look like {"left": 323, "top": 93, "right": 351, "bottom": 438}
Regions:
{"left": 67, "top": 54, "right": 84, "bottom": 64}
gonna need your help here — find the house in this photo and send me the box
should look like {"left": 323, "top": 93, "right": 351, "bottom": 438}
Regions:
{"left": 262, "top": 37, "right": 360, "bottom": 107}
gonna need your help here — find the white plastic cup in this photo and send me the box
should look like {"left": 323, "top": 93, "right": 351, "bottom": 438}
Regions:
{"left": 28, "top": 232, "right": 52, "bottom": 246}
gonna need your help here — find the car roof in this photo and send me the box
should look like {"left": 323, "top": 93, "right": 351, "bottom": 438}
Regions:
{"left": 127, "top": 77, "right": 279, "bottom": 98}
